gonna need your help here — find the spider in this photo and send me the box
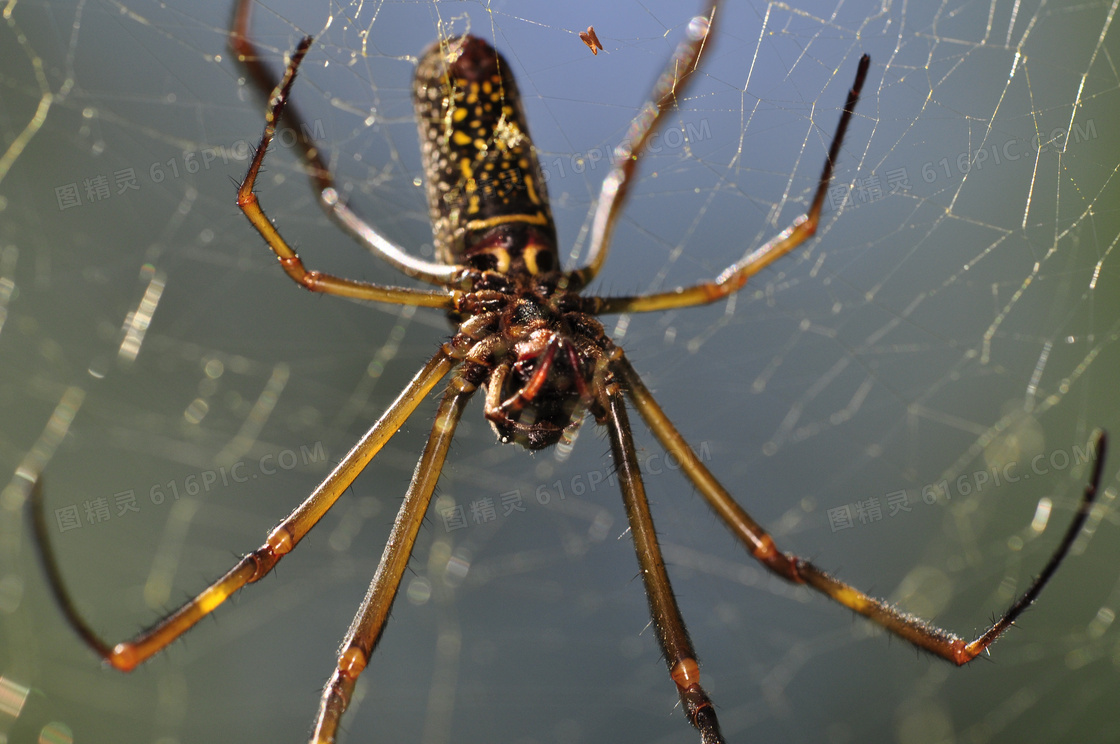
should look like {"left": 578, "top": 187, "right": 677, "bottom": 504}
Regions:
{"left": 31, "top": 2, "right": 1109, "bottom": 743}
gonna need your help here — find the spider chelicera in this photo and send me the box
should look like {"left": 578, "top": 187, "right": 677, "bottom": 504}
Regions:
{"left": 32, "top": 1, "right": 1108, "bottom": 742}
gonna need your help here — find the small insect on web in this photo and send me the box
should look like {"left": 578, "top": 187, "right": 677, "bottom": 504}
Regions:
{"left": 30, "top": 1, "right": 1110, "bottom": 742}
{"left": 580, "top": 26, "right": 604, "bottom": 55}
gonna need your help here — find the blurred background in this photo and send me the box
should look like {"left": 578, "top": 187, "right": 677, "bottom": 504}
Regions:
{"left": 1, "top": 1, "right": 1119, "bottom": 743}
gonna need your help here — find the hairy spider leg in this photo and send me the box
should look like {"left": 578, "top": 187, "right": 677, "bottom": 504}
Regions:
{"left": 588, "top": 54, "right": 871, "bottom": 314}
{"left": 570, "top": 0, "right": 717, "bottom": 289}
{"left": 617, "top": 355, "right": 1108, "bottom": 664}
{"left": 230, "top": 0, "right": 460, "bottom": 285}
{"left": 310, "top": 374, "right": 477, "bottom": 743}
{"left": 31, "top": 347, "right": 456, "bottom": 670}
{"left": 235, "top": 37, "right": 460, "bottom": 306}
{"left": 602, "top": 372, "right": 726, "bottom": 744}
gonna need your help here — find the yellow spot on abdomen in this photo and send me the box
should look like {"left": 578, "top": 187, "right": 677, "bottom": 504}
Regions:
{"left": 466, "top": 213, "right": 550, "bottom": 232}
{"left": 524, "top": 174, "right": 541, "bottom": 205}
{"left": 524, "top": 246, "right": 540, "bottom": 275}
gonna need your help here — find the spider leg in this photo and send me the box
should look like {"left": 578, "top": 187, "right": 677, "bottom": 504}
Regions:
{"left": 568, "top": 0, "right": 717, "bottom": 289}
{"left": 30, "top": 346, "right": 457, "bottom": 671}
{"left": 601, "top": 375, "right": 726, "bottom": 744}
{"left": 230, "top": 0, "right": 460, "bottom": 285}
{"left": 236, "top": 38, "right": 456, "bottom": 306}
{"left": 616, "top": 354, "right": 1107, "bottom": 664}
{"left": 311, "top": 371, "right": 478, "bottom": 743}
{"left": 588, "top": 54, "right": 870, "bottom": 315}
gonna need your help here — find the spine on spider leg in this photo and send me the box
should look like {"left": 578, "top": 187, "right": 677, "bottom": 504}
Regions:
{"left": 412, "top": 35, "right": 560, "bottom": 276}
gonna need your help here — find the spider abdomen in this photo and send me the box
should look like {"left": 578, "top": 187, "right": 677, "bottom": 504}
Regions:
{"left": 413, "top": 35, "right": 559, "bottom": 275}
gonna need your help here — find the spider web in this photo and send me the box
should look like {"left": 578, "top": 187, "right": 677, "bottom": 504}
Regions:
{"left": 1, "top": 1, "right": 1118, "bottom": 743}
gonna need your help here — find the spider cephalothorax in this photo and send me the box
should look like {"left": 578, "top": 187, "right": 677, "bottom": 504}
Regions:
{"left": 450, "top": 260, "right": 610, "bottom": 450}
{"left": 468, "top": 282, "right": 609, "bottom": 450}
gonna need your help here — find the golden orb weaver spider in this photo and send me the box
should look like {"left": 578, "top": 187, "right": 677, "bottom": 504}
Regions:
{"left": 29, "top": 1, "right": 1109, "bottom": 742}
